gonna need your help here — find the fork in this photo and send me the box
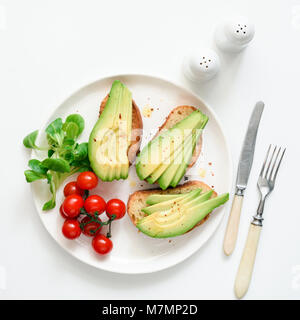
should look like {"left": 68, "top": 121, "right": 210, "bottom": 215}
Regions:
{"left": 234, "top": 145, "right": 286, "bottom": 299}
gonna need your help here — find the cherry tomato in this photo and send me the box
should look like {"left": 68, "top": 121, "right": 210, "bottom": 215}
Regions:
{"left": 81, "top": 216, "right": 102, "bottom": 237}
{"left": 63, "top": 181, "right": 84, "bottom": 197}
{"left": 76, "top": 171, "right": 98, "bottom": 190}
{"left": 84, "top": 195, "right": 106, "bottom": 216}
{"left": 59, "top": 204, "right": 68, "bottom": 219}
{"left": 92, "top": 234, "right": 113, "bottom": 255}
{"left": 106, "top": 199, "right": 126, "bottom": 220}
{"left": 62, "top": 219, "right": 81, "bottom": 239}
{"left": 62, "top": 194, "right": 84, "bottom": 218}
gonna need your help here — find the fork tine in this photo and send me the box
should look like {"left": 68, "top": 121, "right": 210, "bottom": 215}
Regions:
{"left": 272, "top": 148, "right": 286, "bottom": 182}
{"left": 259, "top": 144, "right": 271, "bottom": 177}
{"left": 269, "top": 147, "right": 281, "bottom": 180}
{"left": 265, "top": 145, "right": 277, "bottom": 178}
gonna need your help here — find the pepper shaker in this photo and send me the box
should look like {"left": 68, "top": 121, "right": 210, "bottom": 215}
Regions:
{"left": 183, "top": 48, "right": 220, "bottom": 82}
{"left": 214, "top": 16, "right": 255, "bottom": 53}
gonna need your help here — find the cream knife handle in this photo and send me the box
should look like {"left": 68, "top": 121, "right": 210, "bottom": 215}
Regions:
{"left": 234, "top": 224, "right": 261, "bottom": 299}
{"left": 223, "top": 194, "right": 243, "bottom": 255}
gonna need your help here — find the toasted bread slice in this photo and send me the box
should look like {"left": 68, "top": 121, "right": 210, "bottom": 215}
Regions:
{"left": 127, "top": 181, "right": 217, "bottom": 232}
{"left": 152, "top": 105, "right": 203, "bottom": 168}
{"left": 99, "top": 94, "right": 143, "bottom": 164}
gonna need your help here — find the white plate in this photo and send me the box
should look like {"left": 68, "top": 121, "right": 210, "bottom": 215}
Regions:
{"left": 31, "top": 74, "right": 232, "bottom": 274}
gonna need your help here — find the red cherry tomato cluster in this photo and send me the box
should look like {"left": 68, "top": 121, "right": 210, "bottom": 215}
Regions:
{"left": 60, "top": 171, "right": 126, "bottom": 255}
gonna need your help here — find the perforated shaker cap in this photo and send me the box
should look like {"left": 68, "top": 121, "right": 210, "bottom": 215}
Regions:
{"left": 224, "top": 16, "right": 255, "bottom": 45}
{"left": 215, "top": 16, "right": 255, "bottom": 52}
{"left": 183, "top": 48, "right": 220, "bottom": 82}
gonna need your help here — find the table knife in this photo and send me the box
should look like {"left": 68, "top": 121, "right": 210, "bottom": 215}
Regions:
{"left": 223, "top": 101, "right": 264, "bottom": 256}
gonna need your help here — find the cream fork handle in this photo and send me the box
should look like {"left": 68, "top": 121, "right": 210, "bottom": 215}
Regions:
{"left": 223, "top": 195, "right": 243, "bottom": 255}
{"left": 234, "top": 224, "right": 261, "bottom": 299}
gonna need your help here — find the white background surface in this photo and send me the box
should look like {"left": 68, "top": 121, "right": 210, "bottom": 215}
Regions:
{"left": 0, "top": 0, "right": 299, "bottom": 300}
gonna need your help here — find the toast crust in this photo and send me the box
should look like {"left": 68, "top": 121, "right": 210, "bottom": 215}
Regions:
{"left": 127, "top": 181, "right": 217, "bottom": 233}
{"left": 99, "top": 94, "right": 143, "bottom": 164}
{"left": 153, "top": 105, "right": 203, "bottom": 168}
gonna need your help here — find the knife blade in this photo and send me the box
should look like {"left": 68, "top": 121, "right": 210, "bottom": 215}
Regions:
{"left": 235, "top": 101, "right": 264, "bottom": 194}
{"left": 223, "top": 101, "right": 264, "bottom": 256}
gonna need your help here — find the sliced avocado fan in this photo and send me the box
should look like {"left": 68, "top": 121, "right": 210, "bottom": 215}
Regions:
{"left": 88, "top": 80, "right": 132, "bottom": 181}
{"left": 137, "top": 191, "right": 229, "bottom": 238}
{"left": 136, "top": 109, "right": 208, "bottom": 189}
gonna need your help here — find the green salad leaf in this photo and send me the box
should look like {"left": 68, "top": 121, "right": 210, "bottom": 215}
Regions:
{"left": 42, "top": 174, "right": 57, "bottom": 210}
{"left": 63, "top": 114, "right": 85, "bottom": 137}
{"left": 73, "top": 143, "right": 88, "bottom": 161}
{"left": 42, "top": 158, "right": 71, "bottom": 173}
{"left": 64, "top": 122, "right": 79, "bottom": 140}
{"left": 24, "top": 170, "right": 47, "bottom": 182}
{"left": 28, "top": 159, "right": 48, "bottom": 174}
{"left": 24, "top": 159, "right": 48, "bottom": 182}
{"left": 23, "top": 130, "right": 39, "bottom": 149}
{"left": 42, "top": 199, "right": 56, "bottom": 211}
{"left": 23, "top": 113, "right": 91, "bottom": 211}
{"left": 46, "top": 118, "right": 64, "bottom": 147}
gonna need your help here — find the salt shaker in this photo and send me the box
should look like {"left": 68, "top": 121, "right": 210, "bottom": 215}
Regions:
{"left": 214, "top": 16, "right": 255, "bottom": 53}
{"left": 183, "top": 48, "right": 220, "bottom": 82}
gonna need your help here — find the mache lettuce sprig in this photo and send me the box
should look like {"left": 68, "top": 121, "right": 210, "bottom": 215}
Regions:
{"left": 23, "top": 114, "right": 91, "bottom": 210}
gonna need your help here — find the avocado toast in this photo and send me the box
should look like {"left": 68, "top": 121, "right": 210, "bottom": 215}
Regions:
{"left": 89, "top": 81, "right": 143, "bottom": 181}
{"left": 127, "top": 181, "right": 229, "bottom": 238}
